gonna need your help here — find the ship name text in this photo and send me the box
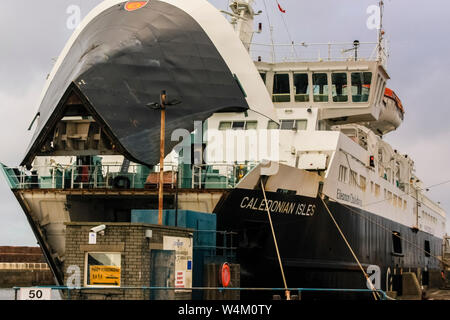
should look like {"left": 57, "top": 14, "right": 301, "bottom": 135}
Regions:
{"left": 336, "top": 189, "right": 362, "bottom": 206}
{"left": 240, "top": 196, "right": 315, "bottom": 216}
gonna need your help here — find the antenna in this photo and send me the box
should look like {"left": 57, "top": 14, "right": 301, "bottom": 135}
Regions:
{"left": 261, "top": 0, "right": 276, "bottom": 62}
{"left": 377, "top": 0, "right": 386, "bottom": 63}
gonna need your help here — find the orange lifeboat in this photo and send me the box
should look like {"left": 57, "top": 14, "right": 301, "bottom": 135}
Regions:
{"left": 364, "top": 86, "right": 404, "bottom": 136}
{"left": 384, "top": 87, "right": 404, "bottom": 114}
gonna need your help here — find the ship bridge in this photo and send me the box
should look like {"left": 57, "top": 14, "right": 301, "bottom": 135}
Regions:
{"left": 251, "top": 41, "right": 404, "bottom": 135}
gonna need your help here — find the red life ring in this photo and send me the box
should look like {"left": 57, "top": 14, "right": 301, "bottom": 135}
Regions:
{"left": 221, "top": 263, "right": 231, "bottom": 288}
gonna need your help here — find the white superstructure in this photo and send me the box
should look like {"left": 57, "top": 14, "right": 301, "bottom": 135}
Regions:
{"left": 202, "top": 0, "right": 446, "bottom": 238}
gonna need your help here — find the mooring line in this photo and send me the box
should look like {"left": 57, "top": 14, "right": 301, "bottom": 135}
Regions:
{"left": 325, "top": 193, "right": 447, "bottom": 267}
{"left": 319, "top": 195, "right": 380, "bottom": 300}
{"left": 260, "top": 179, "right": 290, "bottom": 300}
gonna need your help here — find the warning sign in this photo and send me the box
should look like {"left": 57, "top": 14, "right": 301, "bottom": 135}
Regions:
{"left": 89, "top": 266, "right": 121, "bottom": 286}
{"left": 175, "top": 271, "right": 185, "bottom": 288}
{"left": 163, "top": 236, "right": 193, "bottom": 291}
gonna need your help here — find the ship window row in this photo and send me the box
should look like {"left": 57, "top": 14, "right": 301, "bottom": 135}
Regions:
{"left": 338, "top": 165, "right": 367, "bottom": 192}
{"left": 339, "top": 165, "right": 408, "bottom": 210}
{"left": 383, "top": 188, "right": 407, "bottom": 210}
{"left": 218, "top": 121, "right": 258, "bottom": 130}
{"left": 422, "top": 210, "right": 437, "bottom": 224}
{"left": 269, "top": 72, "right": 373, "bottom": 103}
{"left": 218, "top": 119, "right": 308, "bottom": 131}
{"left": 268, "top": 119, "right": 307, "bottom": 130}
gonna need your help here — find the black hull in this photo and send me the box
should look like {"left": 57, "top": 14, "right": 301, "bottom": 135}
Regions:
{"left": 214, "top": 188, "right": 443, "bottom": 300}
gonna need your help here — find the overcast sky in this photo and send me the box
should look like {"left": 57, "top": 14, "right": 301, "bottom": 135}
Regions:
{"left": 1, "top": 0, "right": 449, "bottom": 246}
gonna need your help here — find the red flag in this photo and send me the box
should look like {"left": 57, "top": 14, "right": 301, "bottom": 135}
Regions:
{"left": 277, "top": 2, "right": 286, "bottom": 13}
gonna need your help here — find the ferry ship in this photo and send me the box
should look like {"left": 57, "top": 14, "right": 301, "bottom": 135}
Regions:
{"left": 1, "top": 0, "right": 446, "bottom": 300}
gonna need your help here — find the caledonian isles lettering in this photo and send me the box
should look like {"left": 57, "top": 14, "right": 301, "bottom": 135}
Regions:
{"left": 240, "top": 196, "right": 316, "bottom": 216}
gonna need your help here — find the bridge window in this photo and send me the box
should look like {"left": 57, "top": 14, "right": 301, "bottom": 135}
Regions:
{"left": 294, "top": 73, "right": 310, "bottom": 102}
{"left": 313, "top": 73, "right": 329, "bottom": 102}
{"left": 332, "top": 73, "right": 348, "bottom": 102}
{"left": 272, "top": 73, "right": 291, "bottom": 102}
{"left": 351, "top": 72, "right": 372, "bottom": 102}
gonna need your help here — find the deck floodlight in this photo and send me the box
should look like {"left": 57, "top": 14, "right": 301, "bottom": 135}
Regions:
{"left": 146, "top": 102, "right": 161, "bottom": 110}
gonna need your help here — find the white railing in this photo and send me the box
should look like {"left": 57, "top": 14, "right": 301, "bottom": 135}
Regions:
{"left": 191, "top": 162, "right": 258, "bottom": 189}
{"left": 249, "top": 41, "right": 388, "bottom": 65}
{"left": 2, "top": 164, "right": 178, "bottom": 190}
{"left": 0, "top": 263, "right": 50, "bottom": 270}
{"left": 3, "top": 162, "right": 260, "bottom": 190}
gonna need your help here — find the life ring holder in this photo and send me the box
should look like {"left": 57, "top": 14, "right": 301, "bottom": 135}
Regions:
{"left": 220, "top": 262, "right": 231, "bottom": 288}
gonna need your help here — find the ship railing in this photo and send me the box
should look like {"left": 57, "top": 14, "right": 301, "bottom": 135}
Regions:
{"left": 0, "top": 163, "right": 177, "bottom": 190}
{"left": 1, "top": 162, "right": 260, "bottom": 191}
{"left": 249, "top": 41, "right": 388, "bottom": 65}
{"left": 12, "top": 285, "right": 394, "bottom": 300}
{"left": 193, "top": 230, "right": 238, "bottom": 261}
{"left": 190, "top": 162, "right": 258, "bottom": 190}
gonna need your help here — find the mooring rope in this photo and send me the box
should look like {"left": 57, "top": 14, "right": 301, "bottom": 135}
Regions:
{"left": 319, "top": 195, "right": 380, "bottom": 300}
{"left": 260, "top": 179, "right": 291, "bottom": 300}
{"left": 324, "top": 193, "right": 448, "bottom": 267}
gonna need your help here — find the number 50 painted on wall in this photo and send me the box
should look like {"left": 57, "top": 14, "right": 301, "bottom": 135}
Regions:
{"left": 18, "top": 287, "right": 52, "bottom": 300}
